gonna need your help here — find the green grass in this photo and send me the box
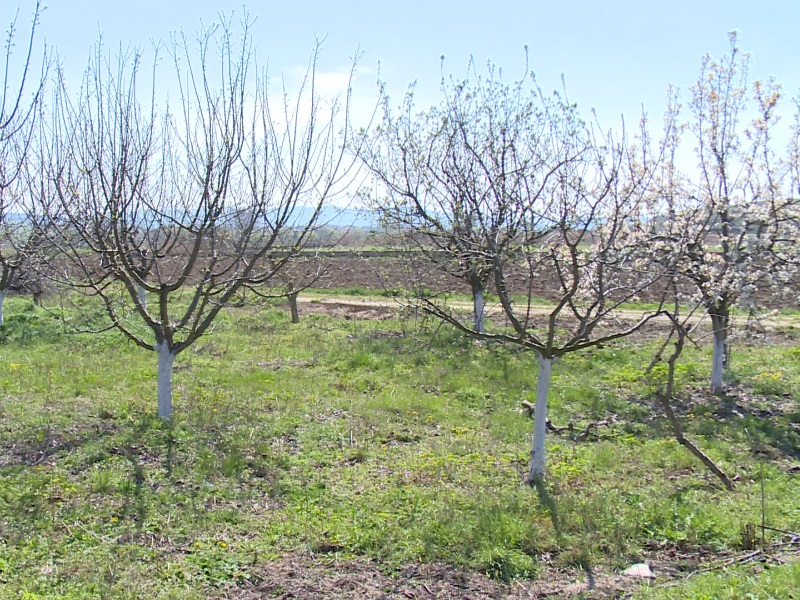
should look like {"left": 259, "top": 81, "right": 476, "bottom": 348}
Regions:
{"left": 635, "top": 562, "right": 800, "bottom": 599}
{"left": 0, "top": 295, "right": 798, "bottom": 598}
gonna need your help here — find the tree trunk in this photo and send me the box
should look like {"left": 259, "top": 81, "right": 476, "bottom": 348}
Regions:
{"left": 0, "top": 289, "right": 5, "bottom": 326}
{"left": 288, "top": 291, "right": 300, "bottom": 324}
{"left": 471, "top": 282, "right": 485, "bottom": 334}
{"left": 137, "top": 285, "right": 147, "bottom": 311}
{"left": 157, "top": 342, "right": 176, "bottom": 420}
{"left": 710, "top": 312, "right": 728, "bottom": 394}
{"left": 528, "top": 355, "right": 554, "bottom": 484}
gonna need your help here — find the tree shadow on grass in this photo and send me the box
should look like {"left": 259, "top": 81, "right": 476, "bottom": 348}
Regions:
{"left": 635, "top": 386, "right": 800, "bottom": 463}
{"left": 533, "top": 479, "right": 601, "bottom": 592}
{"left": 0, "top": 424, "right": 118, "bottom": 468}
{"left": 0, "top": 413, "right": 171, "bottom": 530}
{"left": 689, "top": 390, "right": 800, "bottom": 461}
{"left": 533, "top": 478, "right": 561, "bottom": 536}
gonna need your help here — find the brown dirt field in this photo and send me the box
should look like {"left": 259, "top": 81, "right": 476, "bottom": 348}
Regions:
{"left": 310, "top": 255, "right": 559, "bottom": 300}
{"left": 219, "top": 548, "right": 799, "bottom": 599}
{"left": 220, "top": 552, "right": 652, "bottom": 599}
{"left": 291, "top": 295, "right": 800, "bottom": 346}
{"left": 301, "top": 253, "right": 799, "bottom": 312}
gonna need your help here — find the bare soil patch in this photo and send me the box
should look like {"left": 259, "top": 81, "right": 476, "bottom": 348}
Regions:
{"left": 304, "top": 253, "right": 800, "bottom": 311}
{"left": 296, "top": 299, "right": 398, "bottom": 321}
{"left": 221, "top": 552, "right": 647, "bottom": 599}
{"left": 217, "top": 544, "right": 800, "bottom": 599}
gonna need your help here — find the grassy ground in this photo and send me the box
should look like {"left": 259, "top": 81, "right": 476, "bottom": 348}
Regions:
{"left": 0, "top": 296, "right": 798, "bottom": 598}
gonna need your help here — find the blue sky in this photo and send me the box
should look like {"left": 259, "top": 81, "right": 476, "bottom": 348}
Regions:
{"left": 6, "top": 0, "right": 800, "bottom": 141}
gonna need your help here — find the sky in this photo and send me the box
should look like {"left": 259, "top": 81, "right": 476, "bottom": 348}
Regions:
{"left": 5, "top": 0, "right": 799, "bottom": 152}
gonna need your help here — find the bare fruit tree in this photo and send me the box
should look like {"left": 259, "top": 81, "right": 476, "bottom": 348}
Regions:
{"left": 488, "top": 121, "right": 670, "bottom": 484}
{"left": 362, "top": 59, "right": 555, "bottom": 334}
{"left": 654, "top": 33, "right": 798, "bottom": 393}
{"left": 0, "top": 1, "right": 47, "bottom": 323}
{"left": 368, "top": 63, "right": 671, "bottom": 483}
{"left": 39, "top": 20, "right": 358, "bottom": 419}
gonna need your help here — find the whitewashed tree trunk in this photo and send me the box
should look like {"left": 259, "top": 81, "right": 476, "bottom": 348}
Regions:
{"left": 710, "top": 315, "right": 727, "bottom": 394}
{"left": 528, "top": 354, "right": 554, "bottom": 484}
{"left": 472, "top": 286, "right": 485, "bottom": 334}
{"left": 0, "top": 289, "right": 5, "bottom": 326}
{"left": 137, "top": 285, "right": 147, "bottom": 310}
{"left": 157, "top": 342, "right": 176, "bottom": 420}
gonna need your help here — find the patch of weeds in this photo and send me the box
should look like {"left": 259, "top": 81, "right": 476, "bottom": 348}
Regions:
{"left": 221, "top": 447, "right": 248, "bottom": 479}
{"left": 454, "top": 386, "right": 488, "bottom": 406}
{"left": 476, "top": 548, "right": 538, "bottom": 581}
{"left": 184, "top": 541, "right": 250, "bottom": 587}
{"left": 749, "top": 369, "right": 791, "bottom": 397}
{"left": 336, "top": 348, "right": 381, "bottom": 372}
{"left": 634, "top": 561, "right": 800, "bottom": 599}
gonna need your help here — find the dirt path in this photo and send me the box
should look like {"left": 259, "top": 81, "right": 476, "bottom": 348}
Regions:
{"left": 298, "top": 294, "right": 800, "bottom": 332}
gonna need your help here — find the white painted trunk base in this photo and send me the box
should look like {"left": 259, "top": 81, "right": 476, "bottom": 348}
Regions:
{"left": 157, "top": 343, "right": 176, "bottom": 420}
{"left": 473, "top": 287, "right": 485, "bottom": 334}
{"left": 0, "top": 289, "right": 5, "bottom": 326}
{"left": 528, "top": 355, "right": 553, "bottom": 483}
{"left": 711, "top": 331, "right": 725, "bottom": 393}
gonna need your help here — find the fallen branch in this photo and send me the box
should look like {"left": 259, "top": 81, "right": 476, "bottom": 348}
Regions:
{"left": 658, "top": 393, "right": 735, "bottom": 491}
{"left": 650, "top": 312, "right": 735, "bottom": 491}
{"left": 576, "top": 420, "right": 611, "bottom": 441}
{"left": 689, "top": 550, "right": 763, "bottom": 577}
{"left": 653, "top": 544, "right": 799, "bottom": 592}
{"left": 521, "top": 401, "right": 612, "bottom": 440}
{"left": 760, "top": 525, "right": 800, "bottom": 537}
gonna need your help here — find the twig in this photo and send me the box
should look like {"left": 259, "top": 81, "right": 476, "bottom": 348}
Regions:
{"left": 760, "top": 525, "right": 799, "bottom": 536}
{"left": 761, "top": 462, "right": 766, "bottom": 548}
{"left": 576, "top": 421, "right": 610, "bottom": 441}
{"left": 771, "top": 540, "right": 800, "bottom": 548}
{"left": 688, "top": 550, "right": 763, "bottom": 578}
{"left": 520, "top": 401, "right": 612, "bottom": 440}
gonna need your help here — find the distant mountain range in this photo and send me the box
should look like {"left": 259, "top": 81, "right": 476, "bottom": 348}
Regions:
{"left": 297, "top": 206, "right": 380, "bottom": 229}
{"left": 3, "top": 207, "right": 382, "bottom": 230}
